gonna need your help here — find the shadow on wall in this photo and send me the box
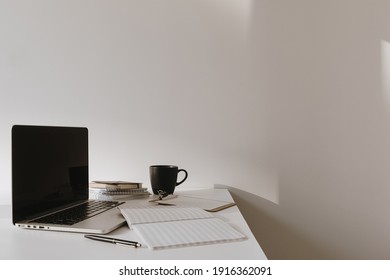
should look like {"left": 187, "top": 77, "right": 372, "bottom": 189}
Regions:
{"left": 216, "top": 185, "right": 332, "bottom": 259}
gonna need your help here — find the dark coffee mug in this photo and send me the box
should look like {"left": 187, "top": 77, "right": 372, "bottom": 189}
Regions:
{"left": 150, "top": 165, "right": 188, "bottom": 195}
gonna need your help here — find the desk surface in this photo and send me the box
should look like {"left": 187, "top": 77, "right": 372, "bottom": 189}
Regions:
{"left": 0, "top": 188, "right": 266, "bottom": 260}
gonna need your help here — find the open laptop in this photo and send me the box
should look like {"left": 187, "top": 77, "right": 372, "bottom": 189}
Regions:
{"left": 12, "top": 125, "right": 126, "bottom": 234}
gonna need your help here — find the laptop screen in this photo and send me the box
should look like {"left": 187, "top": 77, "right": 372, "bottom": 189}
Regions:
{"left": 12, "top": 125, "right": 89, "bottom": 223}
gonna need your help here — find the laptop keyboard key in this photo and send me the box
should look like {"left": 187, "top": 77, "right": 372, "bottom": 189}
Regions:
{"left": 31, "top": 200, "right": 122, "bottom": 225}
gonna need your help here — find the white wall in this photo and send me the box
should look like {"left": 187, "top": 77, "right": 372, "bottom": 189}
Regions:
{"left": 2, "top": 0, "right": 390, "bottom": 259}
{"left": 246, "top": 0, "right": 390, "bottom": 259}
{"left": 0, "top": 0, "right": 276, "bottom": 204}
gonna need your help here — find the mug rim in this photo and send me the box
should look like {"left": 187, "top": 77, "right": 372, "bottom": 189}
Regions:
{"left": 150, "top": 165, "right": 178, "bottom": 168}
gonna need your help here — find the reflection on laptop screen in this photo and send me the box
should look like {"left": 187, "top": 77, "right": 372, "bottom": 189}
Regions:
{"left": 12, "top": 125, "right": 88, "bottom": 223}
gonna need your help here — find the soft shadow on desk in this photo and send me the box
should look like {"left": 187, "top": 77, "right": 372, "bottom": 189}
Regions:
{"left": 216, "top": 185, "right": 332, "bottom": 260}
{"left": 0, "top": 205, "right": 11, "bottom": 219}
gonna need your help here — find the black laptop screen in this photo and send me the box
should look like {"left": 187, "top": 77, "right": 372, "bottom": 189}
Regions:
{"left": 12, "top": 125, "right": 89, "bottom": 223}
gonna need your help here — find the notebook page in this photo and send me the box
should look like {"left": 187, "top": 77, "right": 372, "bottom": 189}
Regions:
{"left": 133, "top": 218, "right": 247, "bottom": 250}
{"left": 155, "top": 195, "right": 236, "bottom": 212}
{"left": 119, "top": 206, "right": 213, "bottom": 225}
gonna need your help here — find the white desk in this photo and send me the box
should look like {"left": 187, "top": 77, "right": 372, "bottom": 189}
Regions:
{"left": 0, "top": 188, "right": 266, "bottom": 260}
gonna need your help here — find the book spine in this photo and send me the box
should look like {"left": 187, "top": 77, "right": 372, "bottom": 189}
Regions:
{"left": 89, "top": 182, "right": 143, "bottom": 191}
{"left": 105, "top": 184, "right": 142, "bottom": 191}
{"left": 102, "top": 188, "right": 149, "bottom": 195}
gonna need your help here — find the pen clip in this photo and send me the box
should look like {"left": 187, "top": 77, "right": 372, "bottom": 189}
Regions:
{"left": 149, "top": 192, "right": 178, "bottom": 203}
{"left": 157, "top": 190, "right": 169, "bottom": 200}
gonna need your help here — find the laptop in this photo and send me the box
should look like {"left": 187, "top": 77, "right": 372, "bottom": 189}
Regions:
{"left": 12, "top": 125, "right": 126, "bottom": 234}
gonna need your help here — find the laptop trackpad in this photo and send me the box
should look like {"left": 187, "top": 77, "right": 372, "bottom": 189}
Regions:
{"left": 76, "top": 208, "right": 126, "bottom": 234}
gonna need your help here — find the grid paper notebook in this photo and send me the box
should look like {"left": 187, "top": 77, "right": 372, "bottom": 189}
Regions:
{"left": 119, "top": 206, "right": 247, "bottom": 250}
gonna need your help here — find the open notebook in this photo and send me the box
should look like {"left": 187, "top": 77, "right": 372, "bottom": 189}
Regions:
{"left": 149, "top": 195, "right": 236, "bottom": 212}
{"left": 119, "top": 206, "right": 247, "bottom": 250}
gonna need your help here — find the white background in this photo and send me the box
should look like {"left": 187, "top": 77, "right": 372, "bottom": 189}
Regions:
{"left": 2, "top": 0, "right": 390, "bottom": 259}
{"left": 0, "top": 0, "right": 275, "bottom": 204}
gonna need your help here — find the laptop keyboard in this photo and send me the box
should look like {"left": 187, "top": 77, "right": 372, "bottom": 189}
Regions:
{"left": 31, "top": 200, "right": 122, "bottom": 225}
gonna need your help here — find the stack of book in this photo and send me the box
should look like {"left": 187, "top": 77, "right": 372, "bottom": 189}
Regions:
{"left": 89, "top": 181, "right": 150, "bottom": 201}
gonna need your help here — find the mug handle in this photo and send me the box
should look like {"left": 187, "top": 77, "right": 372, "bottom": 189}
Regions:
{"left": 176, "top": 169, "right": 188, "bottom": 186}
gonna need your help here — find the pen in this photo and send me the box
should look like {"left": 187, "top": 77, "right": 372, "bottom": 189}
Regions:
{"left": 84, "top": 234, "right": 141, "bottom": 248}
